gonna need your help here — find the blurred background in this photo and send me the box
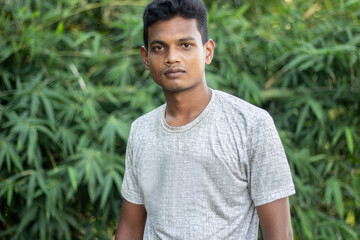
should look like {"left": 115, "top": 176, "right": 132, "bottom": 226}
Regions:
{"left": 0, "top": 0, "right": 359, "bottom": 239}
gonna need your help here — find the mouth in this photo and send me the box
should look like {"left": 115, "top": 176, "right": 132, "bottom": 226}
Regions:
{"left": 163, "top": 67, "right": 185, "bottom": 78}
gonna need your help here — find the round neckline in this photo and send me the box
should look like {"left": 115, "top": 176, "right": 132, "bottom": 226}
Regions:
{"left": 160, "top": 89, "right": 216, "bottom": 133}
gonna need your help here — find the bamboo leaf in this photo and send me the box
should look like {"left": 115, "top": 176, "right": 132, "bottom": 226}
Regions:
{"left": 40, "top": 93, "right": 55, "bottom": 124}
{"left": 113, "top": 171, "right": 123, "bottom": 194}
{"left": 331, "top": 128, "right": 344, "bottom": 146}
{"left": 27, "top": 174, "right": 36, "bottom": 207}
{"left": 93, "top": 159, "right": 104, "bottom": 185}
{"left": 39, "top": 210, "right": 46, "bottom": 240}
{"left": 344, "top": 127, "right": 354, "bottom": 153}
{"left": 36, "top": 172, "right": 48, "bottom": 194}
{"left": 0, "top": 138, "right": 23, "bottom": 171}
{"left": 6, "top": 183, "right": 13, "bottom": 206}
{"left": 325, "top": 178, "right": 334, "bottom": 206}
{"left": 0, "top": 142, "right": 5, "bottom": 170}
{"left": 308, "top": 98, "right": 325, "bottom": 126}
{"left": 298, "top": 58, "right": 318, "bottom": 71}
{"left": 83, "top": 98, "right": 98, "bottom": 121}
{"left": 88, "top": 174, "right": 96, "bottom": 202}
{"left": 339, "top": 224, "right": 358, "bottom": 239}
{"left": 75, "top": 32, "right": 96, "bottom": 46}
{"left": 63, "top": 211, "right": 80, "bottom": 229}
{"left": 16, "top": 206, "right": 38, "bottom": 236}
{"left": 67, "top": 166, "right": 78, "bottom": 191}
{"left": 296, "top": 104, "right": 309, "bottom": 137}
{"left": 295, "top": 207, "right": 313, "bottom": 239}
{"left": 92, "top": 34, "right": 100, "bottom": 55}
{"left": 59, "top": 127, "right": 76, "bottom": 155}
{"left": 30, "top": 94, "right": 40, "bottom": 117}
{"left": 36, "top": 125, "right": 56, "bottom": 142}
{"left": 115, "top": 118, "right": 130, "bottom": 141}
{"left": 27, "top": 127, "right": 38, "bottom": 165}
{"left": 56, "top": 21, "right": 64, "bottom": 35}
{"left": 0, "top": 48, "right": 14, "bottom": 63}
{"left": 333, "top": 180, "right": 344, "bottom": 218}
{"left": 100, "top": 116, "right": 116, "bottom": 153}
{"left": 46, "top": 186, "right": 56, "bottom": 216}
{"left": 100, "top": 174, "right": 112, "bottom": 209}
{"left": 284, "top": 54, "right": 311, "bottom": 71}
{"left": 53, "top": 211, "right": 71, "bottom": 240}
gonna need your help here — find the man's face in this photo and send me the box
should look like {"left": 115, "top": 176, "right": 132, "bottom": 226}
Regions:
{"left": 141, "top": 16, "right": 214, "bottom": 93}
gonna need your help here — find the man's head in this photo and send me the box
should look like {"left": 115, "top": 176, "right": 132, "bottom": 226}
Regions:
{"left": 143, "top": 0, "right": 208, "bottom": 49}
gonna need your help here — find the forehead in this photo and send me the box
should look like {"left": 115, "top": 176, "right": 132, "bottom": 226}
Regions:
{"left": 148, "top": 16, "right": 201, "bottom": 43}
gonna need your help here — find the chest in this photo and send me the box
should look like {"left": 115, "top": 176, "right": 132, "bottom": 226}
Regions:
{"left": 134, "top": 119, "right": 251, "bottom": 212}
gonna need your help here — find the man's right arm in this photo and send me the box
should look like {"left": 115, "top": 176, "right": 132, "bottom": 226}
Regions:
{"left": 115, "top": 199, "right": 147, "bottom": 240}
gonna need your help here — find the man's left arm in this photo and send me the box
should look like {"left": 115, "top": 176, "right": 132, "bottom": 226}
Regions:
{"left": 256, "top": 197, "right": 293, "bottom": 240}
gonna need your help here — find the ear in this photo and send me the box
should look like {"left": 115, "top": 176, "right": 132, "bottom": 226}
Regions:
{"left": 204, "top": 39, "right": 215, "bottom": 65}
{"left": 140, "top": 46, "right": 150, "bottom": 70}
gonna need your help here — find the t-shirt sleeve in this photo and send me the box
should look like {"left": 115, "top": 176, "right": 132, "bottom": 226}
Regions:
{"left": 248, "top": 111, "right": 295, "bottom": 206}
{"left": 121, "top": 125, "right": 144, "bottom": 205}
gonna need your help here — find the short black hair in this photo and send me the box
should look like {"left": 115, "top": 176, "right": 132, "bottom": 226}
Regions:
{"left": 143, "top": 0, "right": 208, "bottom": 49}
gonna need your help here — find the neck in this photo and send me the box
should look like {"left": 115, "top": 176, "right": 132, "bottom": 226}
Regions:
{"left": 163, "top": 81, "right": 212, "bottom": 127}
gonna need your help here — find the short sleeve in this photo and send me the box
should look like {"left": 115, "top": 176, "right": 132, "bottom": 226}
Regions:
{"left": 247, "top": 111, "right": 295, "bottom": 206}
{"left": 121, "top": 125, "right": 144, "bottom": 205}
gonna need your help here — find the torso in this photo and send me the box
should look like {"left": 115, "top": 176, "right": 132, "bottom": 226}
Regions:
{"left": 122, "top": 90, "right": 295, "bottom": 239}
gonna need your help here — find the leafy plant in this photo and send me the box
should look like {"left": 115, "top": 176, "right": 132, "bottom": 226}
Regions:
{"left": 0, "top": 0, "right": 359, "bottom": 239}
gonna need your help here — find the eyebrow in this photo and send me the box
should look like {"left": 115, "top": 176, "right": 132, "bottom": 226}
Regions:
{"left": 149, "top": 40, "right": 166, "bottom": 46}
{"left": 149, "top": 37, "right": 196, "bottom": 46}
{"left": 178, "top": 37, "right": 196, "bottom": 42}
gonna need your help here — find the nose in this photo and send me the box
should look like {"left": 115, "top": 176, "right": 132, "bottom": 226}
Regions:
{"left": 165, "top": 46, "right": 181, "bottom": 65}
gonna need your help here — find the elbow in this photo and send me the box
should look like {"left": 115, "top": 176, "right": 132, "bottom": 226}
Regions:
{"left": 287, "top": 228, "right": 294, "bottom": 240}
{"left": 262, "top": 227, "right": 294, "bottom": 240}
{"left": 281, "top": 227, "right": 294, "bottom": 240}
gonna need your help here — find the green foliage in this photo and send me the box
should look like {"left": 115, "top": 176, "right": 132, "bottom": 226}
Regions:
{"left": 0, "top": 0, "right": 359, "bottom": 239}
{"left": 0, "top": 1, "right": 153, "bottom": 239}
{"left": 206, "top": 1, "right": 360, "bottom": 239}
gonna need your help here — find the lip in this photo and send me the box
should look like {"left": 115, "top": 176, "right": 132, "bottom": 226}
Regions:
{"left": 163, "top": 67, "right": 185, "bottom": 78}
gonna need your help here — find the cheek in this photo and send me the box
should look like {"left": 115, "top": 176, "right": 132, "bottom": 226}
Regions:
{"left": 194, "top": 49, "right": 206, "bottom": 62}
{"left": 149, "top": 58, "right": 161, "bottom": 71}
{"left": 149, "top": 62, "right": 163, "bottom": 80}
{"left": 190, "top": 52, "right": 205, "bottom": 70}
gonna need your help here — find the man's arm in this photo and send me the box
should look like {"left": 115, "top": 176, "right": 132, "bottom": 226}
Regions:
{"left": 256, "top": 197, "right": 293, "bottom": 240}
{"left": 115, "top": 199, "right": 147, "bottom": 240}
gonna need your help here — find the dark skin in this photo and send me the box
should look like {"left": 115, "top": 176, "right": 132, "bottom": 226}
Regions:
{"left": 115, "top": 200, "right": 146, "bottom": 240}
{"left": 257, "top": 197, "right": 293, "bottom": 240}
{"left": 115, "top": 198, "right": 293, "bottom": 240}
{"left": 141, "top": 17, "right": 214, "bottom": 127}
{"left": 115, "top": 16, "right": 293, "bottom": 240}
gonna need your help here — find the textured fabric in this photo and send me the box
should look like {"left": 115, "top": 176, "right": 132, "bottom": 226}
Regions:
{"left": 121, "top": 89, "right": 295, "bottom": 240}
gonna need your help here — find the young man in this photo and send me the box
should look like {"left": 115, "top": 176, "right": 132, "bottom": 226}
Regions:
{"left": 115, "top": 0, "right": 295, "bottom": 239}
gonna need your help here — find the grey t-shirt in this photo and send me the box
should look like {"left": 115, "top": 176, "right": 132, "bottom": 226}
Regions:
{"left": 121, "top": 89, "right": 295, "bottom": 239}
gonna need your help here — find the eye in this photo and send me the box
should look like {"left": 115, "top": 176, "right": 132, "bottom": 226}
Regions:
{"left": 182, "top": 43, "right": 192, "bottom": 49}
{"left": 152, "top": 45, "right": 164, "bottom": 52}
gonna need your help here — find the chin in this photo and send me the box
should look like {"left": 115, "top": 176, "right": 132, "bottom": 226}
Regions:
{"left": 161, "top": 84, "right": 193, "bottom": 93}
{"left": 155, "top": 80, "right": 187, "bottom": 93}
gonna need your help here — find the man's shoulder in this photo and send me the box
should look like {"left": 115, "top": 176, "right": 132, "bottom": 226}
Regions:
{"left": 214, "top": 89, "right": 270, "bottom": 120}
{"left": 130, "top": 104, "right": 165, "bottom": 132}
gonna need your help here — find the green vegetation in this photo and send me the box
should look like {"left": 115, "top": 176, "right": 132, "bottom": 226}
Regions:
{"left": 0, "top": 0, "right": 359, "bottom": 239}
